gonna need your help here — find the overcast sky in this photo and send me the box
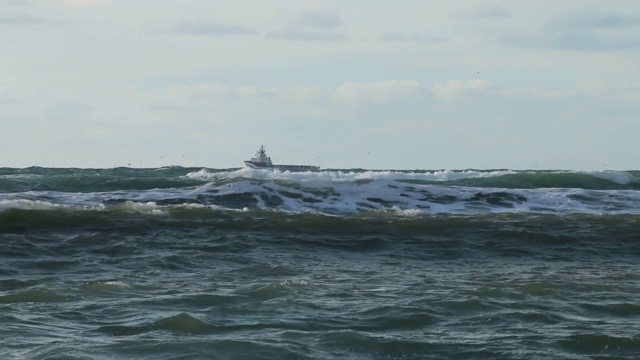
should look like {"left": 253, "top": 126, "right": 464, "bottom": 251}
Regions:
{"left": 2, "top": 0, "right": 639, "bottom": 169}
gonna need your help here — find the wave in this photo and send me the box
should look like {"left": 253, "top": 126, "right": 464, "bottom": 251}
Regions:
{"left": 97, "top": 313, "right": 220, "bottom": 336}
{"left": 186, "top": 168, "right": 640, "bottom": 187}
{"left": 2, "top": 167, "right": 638, "bottom": 193}
{"left": 450, "top": 170, "right": 637, "bottom": 189}
{"left": 0, "top": 166, "right": 205, "bottom": 193}
{"left": 0, "top": 168, "right": 639, "bottom": 219}
{"left": 1, "top": 186, "right": 639, "bottom": 217}
{"left": 0, "top": 288, "right": 68, "bottom": 304}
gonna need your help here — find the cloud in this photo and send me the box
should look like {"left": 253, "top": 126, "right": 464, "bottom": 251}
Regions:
{"left": 493, "top": 82, "right": 640, "bottom": 101}
{"left": 237, "top": 86, "right": 323, "bottom": 102}
{"left": 171, "top": 21, "right": 258, "bottom": 36}
{"left": 0, "top": 13, "right": 46, "bottom": 25}
{"left": 504, "top": 31, "right": 640, "bottom": 51}
{"left": 378, "top": 33, "right": 448, "bottom": 43}
{"left": 268, "top": 9, "right": 348, "bottom": 42}
{"left": 130, "top": 83, "right": 231, "bottom": 108}
{"left": 238, "top": 86, "right": 279, "bottom": 99}
{"left": 503, "top": 10, "right": 640, "bottom": 51}
{"left": 130, "top": 83, "right": 324, "bottom": 109}
{"left": 63, "top": 0, "right": 110, "bottom": 7}
{"left": 495, "top": 88, "right": 574, "bottom": 100}
{"left": 503, "top": 9, "right": 640, "bottom": 51}
{"left": 277, "top": 86, "right": 323, "bottom": 102}
{"left": 336, "top": 80, "right": 420, "bottom": 104}
{"left": 266, "top": 28, "right": 347, "bottom": 41}
{"left": 547, "top": 8, "right": 640, "bottom": 30}
{"left": 431, "top": 79, "right": 491, "bottom": 101}
{"left": 451, "top": 4, "right": 510, "bottom": 18}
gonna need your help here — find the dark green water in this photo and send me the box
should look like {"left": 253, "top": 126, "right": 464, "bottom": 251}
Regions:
{"left": 1, "top": 167, "right": 639, "bottom": 359}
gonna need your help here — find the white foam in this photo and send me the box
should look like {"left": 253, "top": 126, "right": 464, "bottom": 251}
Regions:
{"left": 280, "top": 279, "right": 309, "bottom": 286}
{"left": 0, "top": 173, "right": 44, "bottom": 180}
{"left": 391, "top": 207, "right": 423, "bottom": 217}
{"left": 0, "top": 199, "right": 62, "bottom": 211}
{"left": 121, "top": 201, "right": 166, "bottom": 215}
{"left": 242, "top": 179, "right": 640, "bottom": 216}
{"left": 185, "top": 168, "right": 213, "bottom": 180}
{"left": 99, "top": 280, "right": 130, "bottom": 288}
{"left": 184, "top": 168, "right": 518, "bottom": 184}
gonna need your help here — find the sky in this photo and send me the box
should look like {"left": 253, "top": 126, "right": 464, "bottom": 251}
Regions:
{"left": 1, "top": 0, "right": 639, "bottom": 170}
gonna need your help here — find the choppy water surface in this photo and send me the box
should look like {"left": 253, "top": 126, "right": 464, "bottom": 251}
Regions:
{"left": 1, "top": 167, "right": 639, "bottom": 359}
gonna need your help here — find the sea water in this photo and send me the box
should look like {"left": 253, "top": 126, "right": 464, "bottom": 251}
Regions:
{"left": 1, "top": 167, "right": 639, "bottom": 359}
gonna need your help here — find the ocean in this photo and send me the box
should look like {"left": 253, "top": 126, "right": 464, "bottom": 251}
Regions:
{"left": 1, "top": 167, "right": 639, "bottom": 359}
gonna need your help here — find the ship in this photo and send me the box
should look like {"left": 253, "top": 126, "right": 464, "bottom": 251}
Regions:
{"left": 244, "top": 145, "right": 320, "bottom": 171}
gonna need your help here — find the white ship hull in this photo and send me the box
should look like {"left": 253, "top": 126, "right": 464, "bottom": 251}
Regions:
{"left": 244, "top": 161, "right": 319, "bottom": 171}
{"left": 244, "top": 146, "right": 319, "bottom": 171}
